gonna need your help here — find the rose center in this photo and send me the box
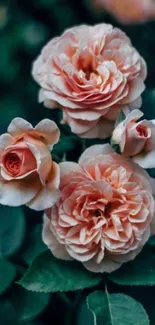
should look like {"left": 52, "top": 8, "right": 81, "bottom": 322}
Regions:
{"left": 85, "top": 68, "right": 95, "bottom": 80}
{"left": 94, "top": 201, "right": 121, "bottom": 219}
{"left": 104, "top": 203, "right": 113, "bottom": 219}
{"left": 4, "top": 152, "right": 21, "bottom": 176}
{"left": 136, "top": 125, "right": 148, "bottom": 137}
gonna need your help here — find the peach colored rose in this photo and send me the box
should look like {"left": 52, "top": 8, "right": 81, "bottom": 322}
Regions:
{"left": 0, "top": 118, "right": 60, "bottom": 211}
{"left": 32, "top": 24, "right": 147, "bottom": 139}
{"left": 43, "top": 144, "right": 155, "bottom": 273}
{"left": 93, "top": 0, "right": 155, "bottom": 24}
{"left": 112, "top": 109, "right": 155, "bottom": 168}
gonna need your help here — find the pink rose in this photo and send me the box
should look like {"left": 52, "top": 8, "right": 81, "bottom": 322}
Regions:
{"left": 43, "top": 144, "right": 155, "bottom": 273}
{"left": 94, "top": 0, "right": 155, "bottom": 24}
{"left": 112, "top": 109, "right": 155, "bottom": 168}
{"left": 32, "top": 24, "right": 146, "bottom": 139}
{"left": 0, "top": 118, "right": 60, "bottom": 211}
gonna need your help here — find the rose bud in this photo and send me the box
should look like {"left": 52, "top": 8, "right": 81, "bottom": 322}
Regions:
{"left": 112, "top": 109, "right": 155, "bottom": 168}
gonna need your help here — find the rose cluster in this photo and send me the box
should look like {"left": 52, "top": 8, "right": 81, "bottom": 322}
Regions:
{"left": 1, "top": 24, "right": 155, "bottom": 273}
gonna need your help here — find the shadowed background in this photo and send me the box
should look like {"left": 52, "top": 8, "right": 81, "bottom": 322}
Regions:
{"left": 0, "top": 0, "right": 155, "bottom": 324}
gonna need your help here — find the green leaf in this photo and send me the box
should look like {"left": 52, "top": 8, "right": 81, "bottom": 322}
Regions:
{"left": 110, "top": 138, "right": 121, "bottom": 154}
{"left": 0, "top": 299, "right": 19, "bottom": 325}
{"left": 22, "top": 224, "right": 46, "bottom": 265}
{"left": 23, "top": 322, "right": 43, "bottom": 325}
{"left": 33, "top": 0, "right": 58, "bottom": 8}
{"left": 10, "top": 285, "right": 50, "bottom": 322}
{"left": 0, "top": 257, "right": 16, "bottom": 294}
{"left": 53, "top": 136, "right": 77, "bottom": 156}
{"left": 87, "top": 291, "right": 149, "bottom": 325}
{"left": 109, "top": 247, "right": 155, "bottom": 285}
{"left": 18, "top": 251, "right": 103, "bottom": 293}
{"left": 0, "top": 205, "right": 26, "bottom": 257}
{"left": 0, "top": 98, "right": 25, "bottom": 134}
{"left": 147, "top": 168, "right": 155, "bottom": 179}
{"left": 114, "top": 109, "right": 126, "bottom": 128}
{"left": 148, "top": 235, "right": 155, "bottom": 246}
{"left": 51, "top": 3, "right": 80, "bottom": 34}
{"left": 76, "top": 302, "right": 94, "bottom": 325}
{"left": 142, "top": 89, "right": 155, "bottom": 120}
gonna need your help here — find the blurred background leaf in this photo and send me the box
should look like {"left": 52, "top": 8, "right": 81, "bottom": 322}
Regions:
{"left": 148, "top": 235, "right": 155, "bottom": 246}
{"left": 0, "top": 1, "right": 155, "bottom": 325}
{"left": 22, "top": 224, "right": 47, "bottom": 265}
{"left": 0, "top": 205, "right": 26, "bottom": 257}
{"left": 0, "top": 299, "right": 20, "bottom": 325}
{"left": 0, "top": 257, "right": 16, "bottom": 295}
{"left": 10, "top": 284, "right": 50, "bottom": 322}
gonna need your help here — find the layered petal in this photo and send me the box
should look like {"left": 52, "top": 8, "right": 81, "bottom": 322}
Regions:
{"left": 27, "top": 162, "right": 60, "bottom": 211}
{"left": 0, "top": 173, "right": 40, "bottom": 206}
{"left": 32, "top": 24, "right": 146, "bottom": 138}
{"left": 35, "top": 119, "right": 60, "bottom": 148}
{"left": 112, "top": 109, "right": 155, "bottom": 168}
{"left": 0, "top": 118, "right": 60, "bottom": 211}
{"left": 42, "top": 145, "right": 154, "bottom": 273}
{"left": 8, "top": 118, "right": 33, "bottom": 136}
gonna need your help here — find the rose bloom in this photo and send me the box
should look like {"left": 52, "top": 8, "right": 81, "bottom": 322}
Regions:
{"left": 112, "top": 109, "right": 155, "bottom": 169}
{"left": 43, "top": 144, "right": 155, "bottom": 273}
{"left": 32, "top": 24, "right": 146, "bottom": 139}
{"left": 94, "top": 0, "right": 155, "bottom": 24}
{"left": 0, "top": 118, "right": 60, "bottom": 211}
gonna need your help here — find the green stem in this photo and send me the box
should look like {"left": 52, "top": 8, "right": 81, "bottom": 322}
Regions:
{"left": 61, "top": 291, "right": 83, "bottom": 325}
{"left": 60, "top": 292, "right": 72, "bottom": 306}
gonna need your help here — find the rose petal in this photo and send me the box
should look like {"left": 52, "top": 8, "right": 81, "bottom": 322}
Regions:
{"left": 84, "top": 256, "right": 121, "bottom": 273}
{"left": 81, "top": 118, "right": 114, "bottom": 139}
{"left": 42, "top": 214, "right": 72, "bottom": 260}
{"left": 25, "top": 139, "right": 52, "bottom": 185}
{"left": 35, "top": 119, "right": 60, "bottom": 148}
{"left": 123, "top": 78, "right": 145, "bottom": 104}
{"left": 0, "top": 134, "right": 14, "bottom": 152}
{"left": 27, "top": 163, "right": 60, "bottom": 211}
{"left": 8, "top": 118, "right": 33, "bottom": 136}
{"left": 133, "top": 150, "right": 155, "bottom": 168}
{"left": 0, "top": 174, "right": 40, "bottom": 206}
{"left": 60, "top": 162, "right": 81, "bottom": 178}
{"left": 79, "top": 144, "right": 114, "bottom": 163}
{"left": 112, "top": 226, "right": 151, "bottom": 263}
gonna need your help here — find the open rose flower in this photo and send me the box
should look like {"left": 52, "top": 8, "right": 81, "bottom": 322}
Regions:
{"left": 32, "top": 24, "right": 146, "bottom": 139}
{"left": 0, "top": 118, "right": 60, "bottom": 211}
{"left": 112, "top": 109, "right": 155, "bottom": 168}
{"left": 43, "top": 144, "right": 155, "bottom": 273}
{"left": 93, "top": 0, "right": 155, "bottom": 24}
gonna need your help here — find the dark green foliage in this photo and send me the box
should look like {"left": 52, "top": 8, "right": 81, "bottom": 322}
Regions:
{"left": 10, "top": 285, "right": 50, "bottom": 322}
{"left": 1, "top": 1, "right": 155, "bottom": 325}
{"left": 0, "top": 205, "right": 26, "bottom": 257}
{"left": 87, "top": 291, "right": 149, "bottom": 325}
{"left": 109, "top": 246, "right": 155, "bottom": 286}
{"left": 22, "top": 224, "right": 47, "bottom": 265}
{"left": 19, "top": 250, "right": 103, "bottom": 292}
{"left": 0, "top": 257, "right": 16, "bottom": 294}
